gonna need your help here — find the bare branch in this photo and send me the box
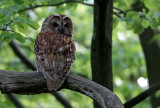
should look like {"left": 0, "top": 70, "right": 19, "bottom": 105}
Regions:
{"left": 18, "top": 0, "right": 93, "bottom": 12}
{"left": 124, "top": 78, "right": 160, "bottom": 108}
{"left": 113, "top": 11, "right": 123, "bottom": 18}
{"left": 113, "top": 7, "right": 126, "bottom": 17}
{"left": 18, "top": 0, "right": 123, "bottom": 18}
{"left": 7, "top": 94, "right": 25, "bottom": 108}
{"left": 0, "top": 70, "right": 124, "bottom": 108}
{"left": 9, "top": 40, "right": 36, "bottom": 70}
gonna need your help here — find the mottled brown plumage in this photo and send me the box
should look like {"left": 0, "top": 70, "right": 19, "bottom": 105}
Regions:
{"left": 34, "top": 14, "right": 76, "bottom": 91}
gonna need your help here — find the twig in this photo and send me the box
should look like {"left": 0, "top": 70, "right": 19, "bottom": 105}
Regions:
{"left": 9, "top": 40, "right": 73, "bottom": 108}
{"left": 18, "top": 0, "right": 123, "bottom": 18}
{"left": 113, "top": 7, "right": 126, "bottom": 17}
{"left": 0, "top": 70, "right": 124, "bottom": 108}
{"left": 113, "top": 11, "right": 123, "bottom": 18}
{"left": 124, "top": 81, "right": 160, "bottom": 108}
{"left": 7, "top": 94, "right": 25, "bottom": 108}
{"left": 18, "top": 0, "right": 93, "bottom": 12}
{"left": 0, "top": 20, "right": 16, "bottom": 33}
{"left": 0, "top": 29, "right": 17, "bottom": 33}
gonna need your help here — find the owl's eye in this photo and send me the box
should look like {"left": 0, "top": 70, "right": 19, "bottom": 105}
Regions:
{"left": 52, "top": 22, "right": 59, "bottom": 27}
{"left": 64, "top": 23, "right": 69, "bottom": 28}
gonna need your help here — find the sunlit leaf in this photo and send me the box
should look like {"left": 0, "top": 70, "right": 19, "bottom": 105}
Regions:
{"left": 15, "top": 33, "right": 26, "bottom": 43}
{"left": 26, "top": 19, "right": 40, "bottom": 30}
{"left": 113, "top": 17, "right": 119, "bottom": 29}
{"left": 149, "top": 34, "right": 160, "bottom": 43}
{"left": 141, "top": 19, "right": 149, "bottom": 28}
{"left": 17, "top": 23, "right": 28, "bottom": 34}
{"left": 0, "top": 91, "right": 5, "bottom": 102}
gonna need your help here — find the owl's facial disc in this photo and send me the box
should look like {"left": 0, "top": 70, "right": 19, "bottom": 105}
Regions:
{"left": 51, "top": 15, "right": 73, "bottom": 37}
{"left": 41, "top": 14, "right": 74, "bottom": 36}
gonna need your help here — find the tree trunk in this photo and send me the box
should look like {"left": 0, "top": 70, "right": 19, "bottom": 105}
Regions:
{"left": 91, "top": 0, "right": 113, "bottom": 107}
{"left": 139, "top": 27, "right": 160, "bottom": 108}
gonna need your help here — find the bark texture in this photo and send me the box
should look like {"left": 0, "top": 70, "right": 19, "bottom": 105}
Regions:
{"left": 91, "top": 0, "right": 113, "bottom": 107}
{"left": 139, "top": 27, "right": 160, "bottom": 108}
{"left": 0, "top": 70, "right": 124, "bottom": 108}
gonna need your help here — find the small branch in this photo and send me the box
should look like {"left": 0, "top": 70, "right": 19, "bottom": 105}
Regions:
{"left": 18, "top": 1, "right": 123, "bottom": 18}
{"left": 0, "top": 29, "right": 14, "bottom": 33}
{"left": 113, "top": 7, "right": 126, "bottom": 17}
{"left": 7, "top": 94, "right": 25, "bottom": 108}
{"left": 113, "top": 11, "right": 123, "bottom": 18}
{"left": 0, "top": 70, "right": 124, "bottom": 108}
{"left": 0, "top": 20, "right": 17, "bottom": 34}
{"left": 52, "top": 92, "right": 72, "bottom": 108}
{"left": 124, "top": 81, "right": 160, "bottom": 108}
{"left": 18, "top": 0, "right": 93, "bottom": 12}
{"left": 9, "top": 40, "right": 36, "bottom": 70}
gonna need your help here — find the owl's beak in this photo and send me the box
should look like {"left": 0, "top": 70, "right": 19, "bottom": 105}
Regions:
{"left": 58, "top": 27, "right": 64, "bottom": 34}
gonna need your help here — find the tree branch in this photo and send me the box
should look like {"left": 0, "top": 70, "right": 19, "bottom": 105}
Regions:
{"left": 0, "top": 70, "right": 123, "bottom": 108}
{"left": 124, "top": 81, "right": 160, "bottom": 108}
{"left": 113, "top": 7, "right": 126, "bottom": 17}
{"left": 18, "top": 0, "right": 93, "bottom": 12}
{"left": 17, "top": 0, "right": 123, "bottom": 18}
{"left": 7, "top": 94, "right": 25, "bottom": 108}
{"left": 9, "top": 40, "right": 73, "bottom": 108}
{"left": 9, "top": 40, "right": 36, "bottom": 70}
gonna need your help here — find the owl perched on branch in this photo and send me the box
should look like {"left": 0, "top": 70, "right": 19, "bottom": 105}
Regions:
{"left": 34, "top": 14, "right": 76, "bottom": 91}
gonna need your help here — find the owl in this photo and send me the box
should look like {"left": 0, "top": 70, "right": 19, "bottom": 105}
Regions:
{"left": 34, "top": 14, "right": 76, "bottom": 91}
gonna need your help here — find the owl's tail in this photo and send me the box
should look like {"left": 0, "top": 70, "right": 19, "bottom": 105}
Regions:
{"left": 46, "top": 74, "right": 65, "bottom": 91}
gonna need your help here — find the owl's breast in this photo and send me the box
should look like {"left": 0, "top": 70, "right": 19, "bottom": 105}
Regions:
{"left": 34, "top": 31, "right": 76, "bottom": 58}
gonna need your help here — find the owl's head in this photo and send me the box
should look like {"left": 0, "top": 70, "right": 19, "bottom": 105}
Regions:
{"left": 41, "top": 14, "right": 74, "bottom": 37}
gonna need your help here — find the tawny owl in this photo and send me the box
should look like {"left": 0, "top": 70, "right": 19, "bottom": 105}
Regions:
{"left": 34, "top": 14, "right": 76, "bottom": 91}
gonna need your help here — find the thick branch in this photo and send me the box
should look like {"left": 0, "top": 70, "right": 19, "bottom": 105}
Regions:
{"left": 0, "top": 70, "right": 124, "bottom": 108}
{"left": 124, "top": 81, "right": 160, "bottom": 108}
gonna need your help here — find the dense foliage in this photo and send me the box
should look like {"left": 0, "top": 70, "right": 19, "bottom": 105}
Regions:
{"left": 0, "top": 0, "right": 159, "bottom": 108}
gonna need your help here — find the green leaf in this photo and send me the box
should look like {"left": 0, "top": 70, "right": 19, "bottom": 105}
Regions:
{"left": 113, "top": 17, "right": 119, "bottom": 29}
{"left": 126, "top": 11, "right": 138, "bottom": 18}
{"left": 40, "top": 0, "right": 46, "bottom": 2}
{"left": 150, "top": 20, "right": 159, "bottom": 29}
{"left": 17, "top": 23, "right": 28, "bottom": 34}
{"left": 127, "top": 22, "right": 134, "bottom": 29}
{"left": 149, "top": 34, "right": 160, "bottom": 43}
{"left": 14, "top": 16, "right": 27, "bottom": 24}
{"left": 9, "top": 5, "right": 20, "bottom": 12}
{"left": 141, "top": 19, "right": 149, "bottom": 28}
{"left": 13, "top": 0, "right": 24, "bottom": 4}
{"left": 0, "top": 9, "right": 7, "bottom": 19}
{"left": 133, "top": 24, "right": 144, "bottom": 34}
{"left": 0, "top": 91, "right": 5, "bottom": 102}
{"left": 15, "top": 33, "right": 26, "bottom": 43}
{"left": 27, "top": 37, "right": 35, "bottom": 42}
{"left": 1, "top": 31, "right": 26, "bottom": 43}
{"left": 1, "top": 31, "right": 18, "bottom": 42}
{"left": 26, "top": 19, "right": 40, "bottom": 30}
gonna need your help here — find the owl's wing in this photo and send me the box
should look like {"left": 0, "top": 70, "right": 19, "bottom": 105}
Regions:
{"left": 34, "top": 32, "right": 76, "bottom": 91}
